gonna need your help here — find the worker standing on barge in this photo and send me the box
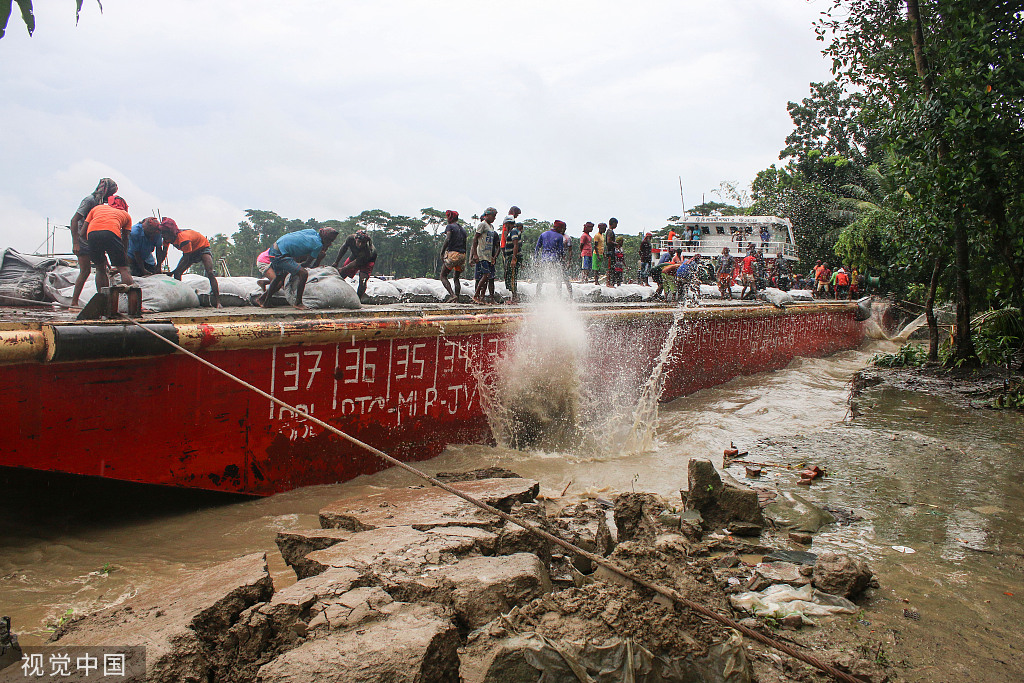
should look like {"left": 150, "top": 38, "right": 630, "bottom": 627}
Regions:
{"left": 158, "top": 219, "right": 222, "bottom": 308}
{"left": 69, "top": 177, "right": 118, "bottom": 307}
{"left": 502, "top": 218, "right": 522, "bottom": 304}
{"left": 579, "top": 222, "right": 594, "bottom": 283}
{"left": 604, "top": 218, "right": 618, "bottom": 286}
{"left": 716, "top": 247, "right": 734, "bottom": 300}
{"left": 259, "top": 227, "right": 339, "bottom": 310}
{"left": 470, "top": 208, "right": 498, "bottom": 305}
{"left": 439, "top": 210, "right": 466, "bottom": 303}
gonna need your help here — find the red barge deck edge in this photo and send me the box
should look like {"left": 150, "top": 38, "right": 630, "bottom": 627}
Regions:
{"left": 0, "top": 301, "right": 864, "bottom": 495}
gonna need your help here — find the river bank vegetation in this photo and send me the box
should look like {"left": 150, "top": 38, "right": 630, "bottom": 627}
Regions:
{"left": 200, "top": 1, "right": 1021, "bottom": 370}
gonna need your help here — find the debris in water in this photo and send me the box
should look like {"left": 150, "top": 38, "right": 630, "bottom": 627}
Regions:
{"left": 891, "top": 545, "right": 916, "bottom": 554}
{"left": 789, "top": 532, "right": 812, "bottom": 545}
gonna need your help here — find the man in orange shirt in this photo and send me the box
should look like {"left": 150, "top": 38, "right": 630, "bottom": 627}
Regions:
{"left": 82, "top": 194, "right": 134, "bottom": 297}
{"left": 158, "top": 218, "right": 221, "bottom": 308}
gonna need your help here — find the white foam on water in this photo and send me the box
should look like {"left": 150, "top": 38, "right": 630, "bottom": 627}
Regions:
{"left": 478, "top": 288, "right": 680, "bottom": 457}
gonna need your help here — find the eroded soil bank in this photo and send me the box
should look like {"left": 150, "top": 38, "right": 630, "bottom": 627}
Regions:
{"left": 18, "top": 469, "right": 895, "bottom": 682}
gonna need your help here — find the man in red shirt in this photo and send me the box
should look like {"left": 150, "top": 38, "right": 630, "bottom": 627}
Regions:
{"left": 158, "top": 218, "right": 221, "bottom": 308}
{"left": 81, "top": 194, "right": 134, "bottom": 299}
{"left": 740, "top": 247, "right": 758, "bottom": 300}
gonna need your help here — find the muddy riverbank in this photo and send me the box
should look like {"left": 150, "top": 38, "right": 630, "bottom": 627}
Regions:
{"left": 9, "top": 469, "right": 893, "bottom": 682}
{"left": 732, "top": 379, "right": 1024, "bottom": 682}
{"left": 3, "top": 341, "right": 1022, "bottom": 680}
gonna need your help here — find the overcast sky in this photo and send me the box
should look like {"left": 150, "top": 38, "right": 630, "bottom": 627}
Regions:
{"left": 0, "top": 0, "right": 836, "bottom": 253}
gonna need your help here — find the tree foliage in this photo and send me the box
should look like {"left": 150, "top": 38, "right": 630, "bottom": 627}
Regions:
{"left": 0, "top": 1, "right": 102, "bottom": 39}
{"left": 814, "top": 0, "right": 1024, "bottom": 363}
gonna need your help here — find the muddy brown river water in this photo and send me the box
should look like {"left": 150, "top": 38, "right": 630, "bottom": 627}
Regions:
{"left": 2, "top": 340, "right": 1022, "bottom": 680}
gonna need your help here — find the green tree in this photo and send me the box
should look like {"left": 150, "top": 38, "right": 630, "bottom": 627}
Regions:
{"left": 780, "top": 80, "right": 875, "bottom": 164}
{"left": 818, "top": 0, "right": 1024, "bottom": 364}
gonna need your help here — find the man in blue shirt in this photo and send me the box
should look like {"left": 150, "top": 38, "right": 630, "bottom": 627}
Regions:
{"left": 534, "top": 220, "right": 572, "bottom": 297}
{"left": 257, "top": 227, "right": 339, "bottom": 309}
{"left": 127, "top": 217, "right": 165, "bottom": 276}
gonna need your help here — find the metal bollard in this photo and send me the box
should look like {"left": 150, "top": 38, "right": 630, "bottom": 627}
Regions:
{"left": 101, "top": 284, "right": 143, "bottom": 318}
{"left": 125, "top": 285, "right": 143, "bottom": 317}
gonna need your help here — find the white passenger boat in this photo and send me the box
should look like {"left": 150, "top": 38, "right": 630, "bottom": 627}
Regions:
{"left": 654, "top": 215, "right": 798, "bottom": 262}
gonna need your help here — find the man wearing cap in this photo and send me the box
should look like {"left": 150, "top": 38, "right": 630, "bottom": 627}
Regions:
{"left": 639, "top": 232, "right": 653, "bottom": 286}
{"left": 439, "top": 210, "right": 466, "bottom": 302}
{"left": 579, "top": 222, "right": 594, "bottom": 283}
{"left": 500, "top": 206, "right": 521, "bottom": 251}
{"left": 257, "top": 227, "right": 339, "bottom": 309}
{"left": 534, "top": 220, "right": 572, "bottom": 297}
{"left": 470, "top": 207, "right": 499, "bottom": 304}
{"left": 333, "top": 230, "right": 377, "bottom": 300}
{"left": 158, "top": 218, "right": 222, "bottom": 308}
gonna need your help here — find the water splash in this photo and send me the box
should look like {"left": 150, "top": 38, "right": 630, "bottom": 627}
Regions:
{"left": 478, "top": 292, "right": 682, "bottom": 457}
{"left": 622, "top": 313, "right": 683, "bottom": 453}
{"left": 477, "top": 294, "right": 588, "bottom": 451}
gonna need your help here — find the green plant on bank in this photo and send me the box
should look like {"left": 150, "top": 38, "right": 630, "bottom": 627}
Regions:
{"left": 992, "top": 382, "right": 1024, "bottom": 410}
{"left": 939, "top": 307, "right": 1024, "bottom": 369}
{"left": 46, "top": 608, "right": 74, "bottom": 631}
{"left": 871, "top": 343, "right": 927, "bottom": 368}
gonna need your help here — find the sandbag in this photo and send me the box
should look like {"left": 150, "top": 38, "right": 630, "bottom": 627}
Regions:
{"left": 758, "top": 288, "right": 796, "bottom": 308}
{"left": 43, "top": 266, "right": 79, "bottom": 302}
{"left": 362, "top": 278, "right": 401, "bottom": 300}
{"left": 49, "top": 274, "right": 200, "bottom": 312}
{"left": 182, "top": 274, "right": 261, "bottom": 307}
{"left": 0, "top": 248, "right": 58, "bottom": 302}
{"left": 285, "top": 267, "right": 360, "bottom": 309}
{"left": 391, "top": 277, "right": 449, "bottom": 300}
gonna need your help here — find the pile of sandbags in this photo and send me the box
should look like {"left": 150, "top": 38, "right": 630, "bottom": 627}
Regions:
{"left": 47, "top": 273, "right": 200, "bottom": 312}
{"left": 0, "top": 248, "right": 59, "bottom": 303}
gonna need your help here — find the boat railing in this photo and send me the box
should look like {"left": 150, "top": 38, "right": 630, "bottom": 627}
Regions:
{"left": 653, "top": 239, "right": 797, "bottom": 259}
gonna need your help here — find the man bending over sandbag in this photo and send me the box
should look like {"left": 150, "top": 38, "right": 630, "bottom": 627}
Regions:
{"left": 158, "top": 218, "right": 221, "bottom": 308}
{"left": 332, "top": 230, "right": 377, "bottom": 300}
{"left": 259, "top": 227, "right": 339, "bottom": 310}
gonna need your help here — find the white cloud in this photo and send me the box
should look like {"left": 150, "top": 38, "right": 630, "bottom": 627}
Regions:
{"left": 0, "top": 0, "right": 834, "bottom": 251}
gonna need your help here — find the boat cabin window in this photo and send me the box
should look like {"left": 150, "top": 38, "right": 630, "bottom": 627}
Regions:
{"left": 717, "top": 226, "right": 726, "bottom": 235}
{"left": 702, "top": 226, "right": 711, "bottom": 235}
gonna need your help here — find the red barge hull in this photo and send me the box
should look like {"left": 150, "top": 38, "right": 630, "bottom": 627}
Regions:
{"left": 0, "top": 302, "right": 864, "bottom": 495}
